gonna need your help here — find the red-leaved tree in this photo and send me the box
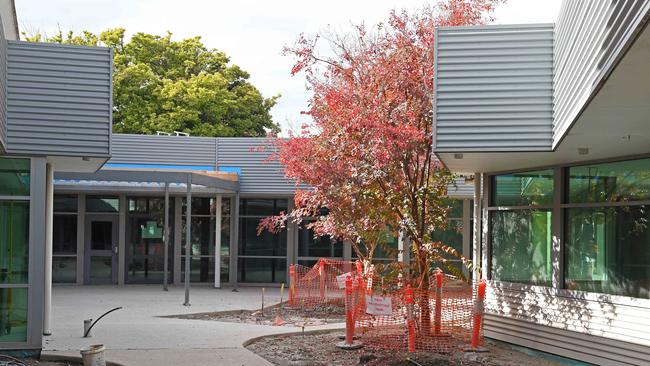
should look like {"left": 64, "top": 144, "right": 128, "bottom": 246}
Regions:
{"left": 260, "top": 0, "right": 504, "bottom": 332}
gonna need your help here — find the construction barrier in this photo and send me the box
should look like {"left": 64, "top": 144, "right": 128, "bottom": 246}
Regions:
{"left": 289, "top": 258, "right": 487, "bottom": 353}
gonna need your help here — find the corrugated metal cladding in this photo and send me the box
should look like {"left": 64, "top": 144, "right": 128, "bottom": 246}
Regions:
{"left": 434, "top": 24, "right": 554, "bottom": 152}
{"left": 0, "top": 15, "right": 6, "bottom": 154}
{"left": 5, "top": 41, "right": 111, "bottom": 156}
{"left": 217, "top": 137, "right": 298, "bottom": 194}
{"left": 553, "top": 0, "right": 650, "bottom": 146}
{"left": 485, "top": 287, "right": 650, "bottom": 366}
{"left": 110, "top": 134, "right": 216, "bottom": 166}
{"left": 107, "top": 134, "right": 299, "bottom": 194}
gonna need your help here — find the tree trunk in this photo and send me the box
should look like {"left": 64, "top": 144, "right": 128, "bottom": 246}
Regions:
{"left": 418, "top": 255, "right": 431, "bottom": 337}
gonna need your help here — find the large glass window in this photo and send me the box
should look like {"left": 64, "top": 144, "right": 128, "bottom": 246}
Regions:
{"left": 0, "top": 201, "right": 30, "bottom": 284}
{"left": 127, "top": 197, "right": 172, "bottom": 284}
{"left": 0, "top": 158, "right": 30, "bottom": 196}
{"left": 53, "top": 204, "right": 78, "bottom": 284}
{"left": 0, "top": 157, "right": 30, "bottom": 344}
{"left": 493, "top": 169, "right": 554, "bottom": 206}
{"left": 181, "top": 197, "right": 230, "bottom": 283}
{"left": 238, "top": 198, "right": 288, "bottom": 283}
{"left": 565, "top": 158, "right": 650, "bottom": 299}
{"left": 298, "top": 219, "right": 343, "bottom": 267}
{"left": 490, "top": 169, "right": 553, "bottom": 285}
{"left": 86, "top": 196, "right": 119, "bottom": 213}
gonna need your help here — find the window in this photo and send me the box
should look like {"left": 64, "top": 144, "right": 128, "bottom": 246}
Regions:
{"left": 180, "top": 197, "right": 230, "bottom": 283}
{"left": 565, "top": 158, "right": 650, "bottom": 298}
{"left": 298, "top": 220, "right": 343, "bottom": 259}
{"left": 0, "top": 157, "right": 30, "bottom": 343}
{"left": 0, "top": 158, "right": 30, "bottom": 196}
{"left": 238, "top": 199, "right": 288, "bottom": 283}
{"left": 127, "top": 197, "right": 172, "bottom": 284}
{"left": 490, "top": 169, "right": 553, "bottom": 285}
{"left": 86, "top": 196, "right": 119, "bottom": 213}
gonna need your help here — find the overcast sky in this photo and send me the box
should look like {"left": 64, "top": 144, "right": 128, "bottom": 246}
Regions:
{"left": 16, "top": 0, "right": 563, "bottom": 135}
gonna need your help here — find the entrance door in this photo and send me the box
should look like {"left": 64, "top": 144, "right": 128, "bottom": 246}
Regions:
{"left": 85, "top": 216, "right": 119, "bottom": 284}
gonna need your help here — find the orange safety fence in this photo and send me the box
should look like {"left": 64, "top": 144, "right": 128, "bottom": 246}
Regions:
{"left": 289, "top": 259, "right": 487, "bottom": 353}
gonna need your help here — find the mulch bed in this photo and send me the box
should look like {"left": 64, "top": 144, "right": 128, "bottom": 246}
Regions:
{"left": 162, "top": 301, "right": 346, "bottom": 327}
{"left": 245, "top": 330, "right": 569, "bottom": 366}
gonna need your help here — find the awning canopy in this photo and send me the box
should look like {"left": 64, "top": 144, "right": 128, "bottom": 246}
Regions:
{"left": 54, "top": 169, "right": 239, "bottom": 194}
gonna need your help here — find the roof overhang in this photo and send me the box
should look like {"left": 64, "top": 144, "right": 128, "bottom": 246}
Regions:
{"left": 54, "top": 169, "right": 239, "bottom": 194}
{"left": 438, "top": 19, "right": 650, "bottom": 174}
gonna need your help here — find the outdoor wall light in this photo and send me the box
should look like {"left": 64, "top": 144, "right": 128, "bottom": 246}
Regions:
{"left": 578, "top": 147, "right": 589, "bottom": 155}
{"left": 82, "top": 156, "right": 91, "bottom": 161}
{"left": 454, "top": 153, "right": 464, "bottom": 159}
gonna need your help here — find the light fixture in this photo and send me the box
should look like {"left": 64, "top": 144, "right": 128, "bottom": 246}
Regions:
{"left": 82, "top": 156, "right": 91, "bottom": 162}
{"left": 454, "top": 153, "right": 463, "bottom": 159}
{"left": 578, "top": 147, "right": 589, "bottom": 155}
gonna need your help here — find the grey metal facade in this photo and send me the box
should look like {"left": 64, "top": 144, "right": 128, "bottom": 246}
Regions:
{"left": 433, "top": 24, "right": 554, "bottom": 152}
{"left": 0, "top": 14, "right": 6, "bottom": 154}
{"left": 553, "top": 0, "right": 650, "bottom": 147}
{"left": 5, "top": 41, "right": 112, "bottom": 157}
{"left": 109, "top": 134, "right": 300, "bottom": 194}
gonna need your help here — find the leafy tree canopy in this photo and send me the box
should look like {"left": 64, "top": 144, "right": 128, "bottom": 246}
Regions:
{"left": 24, "top": 29, "right": 280, "bottom": 136}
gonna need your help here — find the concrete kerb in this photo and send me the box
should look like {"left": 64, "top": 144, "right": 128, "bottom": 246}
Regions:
{"left": 242, "top": 327, "right": 346, "bottom": 348}
{"left": 41, "top": 353, "right": 126, "bottom": 366}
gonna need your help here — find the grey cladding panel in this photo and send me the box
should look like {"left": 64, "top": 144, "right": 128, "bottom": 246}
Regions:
{"left": 0, "top": 16, "right": 6, "bottom": 154}
{"left": 485, "top": 286, "right": 650, "bottom": 365}
{"left": 217, "top": 138, "right": 298, "bottom": 194}
{"left": 109, "top": 134, "right": 216, "bottom": 166}
{"left": 553, "top": 0, "right": 650, "bottom": 146}
{"left": 6, "top": 41, "right": 111, "bottom": 157}
{"left": 434, "top": 24, "right": 554, "bottom": 152}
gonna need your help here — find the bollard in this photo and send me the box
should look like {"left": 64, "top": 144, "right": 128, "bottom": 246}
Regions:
{"left": 336, "top": 274, "right": 362, "bottom": 350}
{"left": 319, "top": 259, "right": 325, "bottom": 301}
{"left": 405, "top": 285, "right": 416, "bottom": 352}
{"left": 83, "top": 319, "right": 93, "bottom": 338}
{"left": 434, "top": 269, "right": 443, "bottom": 335}
{"left": 464, "top": 279, "right": 489, "bottom": 352}
{"left": 289, "top": 264, "right": 295, "bottom": 307}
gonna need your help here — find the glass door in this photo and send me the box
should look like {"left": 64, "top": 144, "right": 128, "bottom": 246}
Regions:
{"left": 85, "top": 216, "right": 118, "bottom": 284}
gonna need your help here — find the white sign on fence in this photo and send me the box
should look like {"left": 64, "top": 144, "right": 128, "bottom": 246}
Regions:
{"left": 336, "top": 272, "right": 352, "bottom": 289}
{"left": 365, "top": 295, "right": 392, "bottom": 315}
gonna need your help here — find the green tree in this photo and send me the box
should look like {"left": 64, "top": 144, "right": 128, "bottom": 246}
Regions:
{"left": 24, "top": 29, "right": 280, "bottom": 136}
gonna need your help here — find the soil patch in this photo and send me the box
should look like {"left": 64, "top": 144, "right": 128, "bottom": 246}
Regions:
{"left": 245, "top": 330, "right": 569, "bottom": 366}
{"left": 0, "top": 356, "right": 80, "bottom": 366}
{"left": 163, "top": 302, "right": 346, "bottom": 327}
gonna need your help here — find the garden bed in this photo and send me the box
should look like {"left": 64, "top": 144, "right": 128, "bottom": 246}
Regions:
{"left": 245, "top": 330, "right": 569, "bottom": 366}
{"left": 162, "top": 301, "right": 346, "bottom": 327}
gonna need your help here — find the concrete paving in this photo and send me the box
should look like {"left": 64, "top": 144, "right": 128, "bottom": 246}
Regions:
{"left": 45, "top": 285, "right": 342, "bottom": 365}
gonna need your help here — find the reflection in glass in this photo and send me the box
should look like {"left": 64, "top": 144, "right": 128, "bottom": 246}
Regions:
{"left": 566, "top": 206, "right": 650, "bottom": 298}
{"left": 493, "top": 169, "right": 554, "bottom": 206}
{"left": 53, "top": 257, "right": 76, "bottom": 283}
{"left": 181, "top": 257, "right": 215, "bottom": 283}
{"left": 568, "top": 158, "right": 650, "bottom": 203}
{"left": 0, "top": 201, "right": 29, "bottom": 284}
{"left": 238, "top": 258, "right": 286, "bottom": 283}
{"left": 0, "top": 288, "right": 28, "bottom": 342}
{"left": 90, "top": 221, "right": 113, "bottom": 250}
{"left": 239, "top": 218, "right": 287, "bottom": 256}
{"left": 86, "top": 196, "right": 119, "bottom": 212}
{"left": 53, "top": 215, "right": 77, "bottom": 254}
{"left": 491, "top": 210, "right": 552, "bottom": 285}
{"left": 298, "top": 220, "right": 342, "bottom": 258}
{"left": 0, "top": 158, "right": 30, "bottom": 196}
{"left": 54, "top": 195, "right": 78, "bottom": 213}
{"left": 90, "top": 257, "right": 112, "bottom": 281}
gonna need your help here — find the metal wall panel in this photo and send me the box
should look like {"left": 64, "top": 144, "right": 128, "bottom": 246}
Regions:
{"left": 0, "top": 15, "right": 6, "bottom": 154}
{"left": 5, "top": 41, "right": 112, "bottom": 157}
{"left": 484, "top": 287, "right": 650, "bottom": 365}
{"left": 434, "top": 24, "right": 554, "bottom": 152}
{"left": 553, "top": 0, "right": 650, "bottom": 147}
{"left": 109, "top": 134, "right": 216, "bottom": 166}
{"left": 216, "top": 137, "right": 297, "bottom": 194}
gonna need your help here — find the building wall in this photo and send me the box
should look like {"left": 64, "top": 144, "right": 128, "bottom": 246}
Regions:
{"left": 5, "top": 41, "right": 112, "bottom": 157}
{"left": 0, "top": 13, "right": 6, "bottom": 154}
{"left": 434, "top": 24, "right": 554, "bottom": 152}
{"left": 553, "top": 0, "right": 650, "bottom": 147}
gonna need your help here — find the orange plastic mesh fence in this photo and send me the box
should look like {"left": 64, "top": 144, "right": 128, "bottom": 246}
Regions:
{"left": 290, "top": 259, "right": 484, "bottom": 352}
{"left": 289, "top": 258, "right": 361, "bottom": 308}
{"left": 354, "top": 272, "right": 480, "bottom": 352}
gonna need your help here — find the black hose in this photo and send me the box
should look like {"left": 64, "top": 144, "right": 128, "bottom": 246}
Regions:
{"left": 84, "top": 306, "right": 122, "bottom": 337}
